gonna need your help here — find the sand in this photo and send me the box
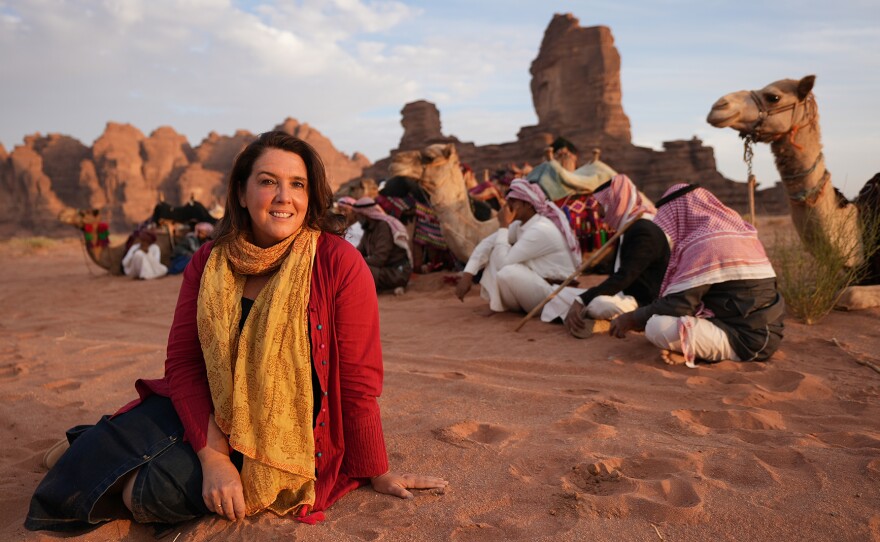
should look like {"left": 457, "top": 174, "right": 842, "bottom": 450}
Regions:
{"left": 1, "top": 237, "right": 879, "bottom": 541}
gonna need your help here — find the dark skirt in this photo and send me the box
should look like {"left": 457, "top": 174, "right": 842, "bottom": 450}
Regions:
{"left": 25, "top": 395, "right": 219, "bottom": 532}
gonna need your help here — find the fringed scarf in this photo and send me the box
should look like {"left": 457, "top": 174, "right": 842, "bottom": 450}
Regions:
{"left": 197, "top": 227, "right": 319, "bottom": 516}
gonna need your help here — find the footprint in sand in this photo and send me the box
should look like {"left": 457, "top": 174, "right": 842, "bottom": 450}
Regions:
{"left": 432, "top": 421, "right": 514, "bottom": 449}
{"left": 0, "top": 362, "right": 28, "bottom": 380}
{"left": 671, "top": 407, "right": 786, "bottom": 434}
{"left": 553, "top": 401, "right": 619, "bottom": 439}
{"left": 560, "top": 452, "right": 703, "bottom": 523}
{"left": 43, "top": 379, "right": 82, "bottom": 392}
{"left": 450, "top": 522, "right": 507, "bottom": 542}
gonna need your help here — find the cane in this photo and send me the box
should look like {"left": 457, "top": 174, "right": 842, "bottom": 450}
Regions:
{"left": 514, "top": 211, "right": 645, "bottom": 332}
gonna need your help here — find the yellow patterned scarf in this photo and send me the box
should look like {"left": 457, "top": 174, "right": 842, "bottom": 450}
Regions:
{"left": 197, "top": 227, "right": 319, "bottom": 516}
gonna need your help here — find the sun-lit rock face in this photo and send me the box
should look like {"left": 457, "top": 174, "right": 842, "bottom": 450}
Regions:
{"left": 3, "top": 120, "right": 369, "bottom": 235}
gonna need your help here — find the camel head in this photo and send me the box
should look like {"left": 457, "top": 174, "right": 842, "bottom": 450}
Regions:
{"left": 707, "top": 75, "right": 817, "bottom": 142}
{"left": 58, "top": 208, "right": 101, "bottom": 229}
{"left": 390, "top": 143, "right": 461, "bottom": 195}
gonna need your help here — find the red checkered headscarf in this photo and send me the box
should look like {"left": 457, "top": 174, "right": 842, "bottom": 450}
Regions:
{"left": 654, "top": 184, "right": 775, "bottom": 296}
{"left": 593, "top": 174, "right": 656, "bottom": 231}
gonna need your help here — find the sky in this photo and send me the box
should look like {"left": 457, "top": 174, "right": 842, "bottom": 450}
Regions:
{"left": 1, "top": 0, "right": 878, "bottom": 198}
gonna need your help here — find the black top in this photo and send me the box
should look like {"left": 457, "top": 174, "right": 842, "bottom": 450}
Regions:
{"left": 579, "top": 219, "right": 670, "bottom": 308}
{"left": 241, "top": 297, "right": 321, "bottom": 424}
{"left": 632, "top": 277, "right": 785, "bottom": 362}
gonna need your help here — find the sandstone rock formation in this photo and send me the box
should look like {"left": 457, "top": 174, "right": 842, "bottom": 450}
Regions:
{"left": 365, "top": 13, "right": 787, "bottom": 215}
{"left": 530, "top": 15, "right": 630, "bottom": 145}
{"left": 1, "top": 120, "right": 368, "bottom": 235}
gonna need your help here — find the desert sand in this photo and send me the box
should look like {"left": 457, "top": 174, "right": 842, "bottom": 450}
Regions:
{"left": 1, "top": 236, "right": 879, "bottom": 541}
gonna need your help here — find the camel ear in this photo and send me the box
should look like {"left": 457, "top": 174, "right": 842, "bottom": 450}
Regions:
{"left": 443, "top": 143, "right": 455, "bottom": 159}
{"left": 797, "top": 75, "right": 815, "bottom": 101}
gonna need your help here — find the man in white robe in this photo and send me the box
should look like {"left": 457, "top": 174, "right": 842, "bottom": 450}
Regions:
{"left": 455, "top": 179, "right": 580, "bottom": 313}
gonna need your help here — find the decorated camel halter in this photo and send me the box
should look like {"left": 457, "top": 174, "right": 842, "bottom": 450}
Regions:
{"left": 739, "top": 91, "right": 824, "bottom": 209}
{"left": 742, "top": 90, "right": 816, "bottom": 147}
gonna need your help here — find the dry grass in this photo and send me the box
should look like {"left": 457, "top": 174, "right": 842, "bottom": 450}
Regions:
{"left": 0, "top": 236, "right": 60, "bottom": 257}
{"left": 766, "top": 211, "right": 880, "bottom": 325}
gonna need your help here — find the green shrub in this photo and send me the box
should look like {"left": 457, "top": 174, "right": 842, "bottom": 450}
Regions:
{"left": 769, "top": 209, "right": 880, "bottom": 324}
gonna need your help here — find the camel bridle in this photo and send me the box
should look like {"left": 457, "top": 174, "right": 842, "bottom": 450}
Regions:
{"left": 741, "top": 90, "right": 816, "bottom": 146}
{"left": 739, "top": 90, "right": 826, "bottom": 206}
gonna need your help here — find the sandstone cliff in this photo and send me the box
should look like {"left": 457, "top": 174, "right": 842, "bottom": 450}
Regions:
{"left": 364, "top": 13, "right": 787, "bottom": 215}
{"left": 1, "top": 120, "right": 368, "bottom": 235}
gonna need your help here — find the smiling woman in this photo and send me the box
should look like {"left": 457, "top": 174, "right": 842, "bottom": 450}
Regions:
{"left": 25, "top": 131, "right": 448, "bottom": 532}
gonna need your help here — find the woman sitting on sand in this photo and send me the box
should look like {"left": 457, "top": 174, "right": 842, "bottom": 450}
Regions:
{"left": 609, "top": 183, "right": 785, "bottom": 366}
{"left": 25, "top": 131, "right": 447, "bottom": 532}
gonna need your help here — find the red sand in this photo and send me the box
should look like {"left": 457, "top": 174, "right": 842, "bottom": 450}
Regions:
{"left": 1, "top": 238, "right": 879, "bottom": 541}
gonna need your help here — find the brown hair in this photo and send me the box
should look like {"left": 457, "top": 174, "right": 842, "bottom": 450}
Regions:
{"left": 213, "top": 131, "right": 343, "bottom": 245}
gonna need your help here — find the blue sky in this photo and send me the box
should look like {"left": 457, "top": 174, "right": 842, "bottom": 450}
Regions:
{"left": 1, "top": 0, "right": 878, "bottom": 197}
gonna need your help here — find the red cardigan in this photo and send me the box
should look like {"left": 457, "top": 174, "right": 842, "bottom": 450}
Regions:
{"left": 123, "top": 232, "right": 389, "bottom": 513}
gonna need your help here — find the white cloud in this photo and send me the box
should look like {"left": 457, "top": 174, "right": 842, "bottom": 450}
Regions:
{"left": 0, "top": 0, "right": 877, "bottom": 198}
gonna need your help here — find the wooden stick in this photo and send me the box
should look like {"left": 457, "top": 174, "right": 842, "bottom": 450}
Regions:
{"left": 514, "top": 211, "right": 645, "bottom": 332}
{"left": 747, "top": 174, "right": 757, "bottom": 227}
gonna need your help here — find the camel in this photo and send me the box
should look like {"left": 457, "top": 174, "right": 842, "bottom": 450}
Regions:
{"left": 389, "top": 144, "right": 497, "bottom": 263}
{"left": 58, "top": 208, "right": 173, "bottom": 275}
{"left": 707, "top": 75, "right": 880, "bottom": 309}
{"left": 389, "top": 143, "right": 621, "bottom": 263}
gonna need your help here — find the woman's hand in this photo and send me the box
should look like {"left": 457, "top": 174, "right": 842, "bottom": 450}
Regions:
{"left": 198, "top": 414, "right": 246, "bottom": 521}
{"left": 370, "top": 471, "right": 449, "bottom": 499}
{"left": 199, "top": 447, "right": 246, "bottom": 521}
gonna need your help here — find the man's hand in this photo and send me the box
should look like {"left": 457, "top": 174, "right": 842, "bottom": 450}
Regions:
{"left": 610, "top": 311, "right": 640, "bottom": 338}
{"left": 455, "top": 272, "right": 474, "bottom": 301}
{"left": 497, "top": 205, "right": 515, "bottom": 228}
{"left": 563, "top": 299, "right": 588, "bottom": 336}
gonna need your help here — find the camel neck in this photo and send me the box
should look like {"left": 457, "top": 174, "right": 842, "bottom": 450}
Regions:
{"left": 771, "top": 122, "right": 825, "bottom": 192}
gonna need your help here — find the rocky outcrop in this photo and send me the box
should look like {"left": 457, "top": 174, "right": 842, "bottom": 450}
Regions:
{"left": 398, "top": 101, "right": 454, "bottom": 151}
{"left": 364, "top": 13, "right": 787, "bottom": 215}
{"left": 2, "top": 141, "right": 68, "bottom": 232}
{"left": 530, "top": 14, "right": 631, "bottom": 145}
{"left": 2, "top": 119, "right": 369, "bottom": 235}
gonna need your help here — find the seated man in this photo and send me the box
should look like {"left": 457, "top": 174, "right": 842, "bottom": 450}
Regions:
{"left": 335, "top": 196, "right": 364, "bottom": 248}
{"left": 541, "top": 175, "right": 670, "bottom": 338}
{"left": 610, "top": 184, "right": 785, "bottom": 366}
{"left": 167, "top": 222, "right": 214, "bottom": 275}
{"left": 455, "top": 179, "right": 580, "bottom": 312}
{"left": 352, "top": 197, "right": 413, "bottom": 293}
{"left": 122, "top": 229, "right": 167, "bottom": 280}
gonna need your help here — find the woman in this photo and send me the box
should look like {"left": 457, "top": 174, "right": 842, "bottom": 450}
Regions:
{"left": 26, "top": 132, "right": 447, "bottom": 532}
{"left": 610, "top": 183, "right": 785, "bottom": 366}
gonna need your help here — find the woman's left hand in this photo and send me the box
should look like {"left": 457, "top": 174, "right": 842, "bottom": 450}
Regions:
{"left": 370, "top": 471, "right": 448, "bottom": 499}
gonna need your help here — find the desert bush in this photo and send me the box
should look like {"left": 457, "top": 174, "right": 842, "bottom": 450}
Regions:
{"left": 769, "top": 208, "right": 880, "bottom": 324}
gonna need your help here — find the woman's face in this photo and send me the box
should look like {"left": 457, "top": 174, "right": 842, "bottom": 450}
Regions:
{"left": 239, "top": 148, "right": 309, "bottom": 248}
